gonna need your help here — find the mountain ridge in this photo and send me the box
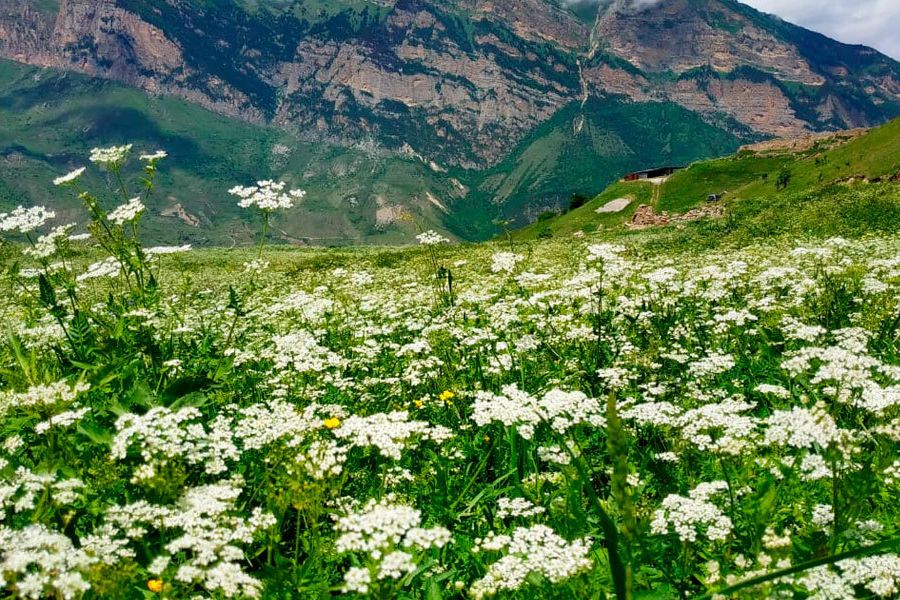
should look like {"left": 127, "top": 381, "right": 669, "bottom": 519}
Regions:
{"left": 1, "top": 0, "right": 899, "bottom": 244}
{"left": 3, "top": 0, "right": 899, "bottom": 166}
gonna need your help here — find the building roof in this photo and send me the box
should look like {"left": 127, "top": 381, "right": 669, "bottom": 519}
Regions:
{"left": 625, "top": 166, "right": 685, "bottom": 177}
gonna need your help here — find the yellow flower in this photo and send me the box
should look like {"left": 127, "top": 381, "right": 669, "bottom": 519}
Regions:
{"left": 147, "top": 579, "right": 163, "bottom": 593}
{"left": 439, "top": 390, "right": 455, "bottom": 403}
{"left": 414, "top": 399, "right": 425, "bottom": 409}
{"left": 323, "top": 417, "right": 341, "bottom": 430}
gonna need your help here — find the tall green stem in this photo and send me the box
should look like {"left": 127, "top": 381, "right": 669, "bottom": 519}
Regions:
{"left": 257, "top": 212, "right": 270, "bottom": 261}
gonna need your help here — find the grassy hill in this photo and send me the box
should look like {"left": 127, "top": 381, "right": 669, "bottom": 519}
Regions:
{"left": 476, "top": 97, "right": 747, "bottom": 225}
{"left": 516, "top": 119, "right": 900, "bottom": 245}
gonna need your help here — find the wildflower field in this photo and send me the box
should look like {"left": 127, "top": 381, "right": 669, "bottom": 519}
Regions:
{"left": 1, "top": 149, "right": 899, "bottom": 599}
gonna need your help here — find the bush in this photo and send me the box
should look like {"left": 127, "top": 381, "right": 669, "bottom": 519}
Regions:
{"left": 537, "top": 210, "right": 558, "bottom": 222}
{"left": 776, "top": 167, "right": 793, "bottom": 190}
{"left": 568, "top": 193, "right": 589, "bottom": 212}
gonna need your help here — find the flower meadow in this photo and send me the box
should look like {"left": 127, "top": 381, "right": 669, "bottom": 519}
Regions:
{"left": 1, "top": 148, "right": 899, "bottom": 600}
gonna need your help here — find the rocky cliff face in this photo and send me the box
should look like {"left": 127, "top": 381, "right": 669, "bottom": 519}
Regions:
{"left": 2, "top": 0, "right": 900, "bottom": 245}
{"left": 592, "top": 0, "right": 900, "bottom": 137}
{"left": 0, "top": 0, "right": 264, "bottom": 120}
{"left": 3, "top": 0, "right": 899, "bottom": 172}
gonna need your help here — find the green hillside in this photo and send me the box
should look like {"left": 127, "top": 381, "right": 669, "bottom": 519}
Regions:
{"left": 477, "top": 97, "right": 747, "bottom": 224}
{"left": 517, "top": 119, "right": 900, "bottom": 243}
{"left": 7, "top": 48, "right": 894, "bottom": 248}
{"left": 0, "top": 59, "right": 460, "bottom": 246}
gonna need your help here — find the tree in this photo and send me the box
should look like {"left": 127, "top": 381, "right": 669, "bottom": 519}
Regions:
{"left": 776, "top": 168, "right": 793, "bottom": 190}
{"left": 568, "top": 193, "right": 589, "bottom": 212}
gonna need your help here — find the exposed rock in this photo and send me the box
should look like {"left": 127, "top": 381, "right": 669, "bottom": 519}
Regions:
{"left": 666, "top": 77, "right": 806, "bottom": 138}
{"left": 374, "top": 196, "right": 406, "bottom": 229}
{"left": 425, "top": 192, "right": 448, "bottom": 213}
{"left": 0, "top": 0, "right": 263, "bottom": 121}
{"left": 595, "top": 0, "right": 823, "bottom": 84}
{"left": 597, "top": 197, "right": 631, "bottom": 213}
{"left": 629, "top": 203, "right": 725, "bottom": 229}
{"left": 161, "top": 202, "right": 201, "bottom": 227}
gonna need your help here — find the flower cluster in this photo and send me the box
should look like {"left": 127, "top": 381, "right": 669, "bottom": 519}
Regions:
{"left": 335, "top": 498, "right": 451, "bottom": 594}
{"left": 0, "top": 206, "right": 56, "bottom": 234}
{"left": 471, "top": 385, "right": 605, "bottom": 439}
{"left": 89, "top": 144, "right": 132, "bottom": 169}
{"left": 650, "top": 481, "right": 733, "bottom": 543}
{"left": 0, "top": 524, "right": 93, "bottom": 599}
{"left": 229, "top": 180, "right": 305, "bottom": 212}
{"left": 53, "top": 167, "right": 86, "bottom": 187}
{"left": 416, "top": 230, "right": 449, "bottom": 245}
{"left": 111, "top": 407, "right": 239, "bottom": 482}
{"left": 332, "top": 411, "right": 453, "bottom": 460}
{"left": 491, "top": 252, "right": 524, "bottom": 274}
{"left": 107, "top": 197, "right": 146, "bottom": 226}
{"left": 470, "top": 525, "right": 592, "bottom": 599}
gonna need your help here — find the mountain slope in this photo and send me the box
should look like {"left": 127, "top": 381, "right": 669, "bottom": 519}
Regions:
{"left": 1, "top": 0, "right": 899, "bottom": 244}
{"left": 0, "top": 58, "right": 746, "bottom": 243}
{"left": 516, "top": 117, "right": 900, "bottom": 242}
{"left": 0, "top": 59, "right": 465, "bottom": 246}
{"left": 476, "top": 97, "right": 744, "bottom": 222}
{"left": 594, "top": 0, "right": 900, "bottom": 134}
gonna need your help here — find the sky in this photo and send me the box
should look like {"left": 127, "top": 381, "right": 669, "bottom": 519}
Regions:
{"left": 740, "top": 0, "right": 900, "bottom": 60}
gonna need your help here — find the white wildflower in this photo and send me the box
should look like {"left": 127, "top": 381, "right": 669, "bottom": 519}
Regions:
{"left": 650, "top": 481, "right": 733, "bottom": 543}
{"left": 229, "top": 180, "right": 304, "bottom": 212}
{"left": 89, "top": 144, "right": 132, "bottom": 168}
{"left": 470, "top": 525, "right": 592, "bottom": 599}
{"left": 53, "top": 168, "right": 86, "bottom": 187}
{"left": 0, "top": 206, "right": 55, "bottom": 234}
{"left": 416, "top": 230, "right": 449, "bottom": 245}
{"left": 107, "top": 197, "right": 145, "bottom": 226}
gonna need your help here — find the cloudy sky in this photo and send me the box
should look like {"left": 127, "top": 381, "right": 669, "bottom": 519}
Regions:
{"left": 740, "top": 0, "right": 900, "bottom": 60}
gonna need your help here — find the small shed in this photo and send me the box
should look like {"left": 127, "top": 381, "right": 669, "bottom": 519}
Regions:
{"left": 622, "top": 166, "right": 684, "bottom": 182}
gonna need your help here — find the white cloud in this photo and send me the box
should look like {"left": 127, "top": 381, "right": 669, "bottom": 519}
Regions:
{"left": 741, "top": 0, "right": 900, "bottom": 60}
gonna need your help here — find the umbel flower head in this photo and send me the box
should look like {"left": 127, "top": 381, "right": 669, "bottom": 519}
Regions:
{"left": 140, "top": 150, "right": 168, "bottom": 164}
{"left": 108, "top": 198, "right": 146, "bottom": 226}
{"left": 0, "top": 205, "right": 56, "bottom": 234}
{"left": 53, "top": 167, "right": 86, "bottom": 187}
{"left": 89, "top": 144, "right": 133, "bottom": 169}
{"left": 229, "top": 180, "right": 305, "bottom": 212}
{"left": 416, "top": 230, "right": 449, "bottom": 245}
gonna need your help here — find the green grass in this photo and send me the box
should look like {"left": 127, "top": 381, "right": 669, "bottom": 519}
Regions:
{"left": 515, "top": 181, "right": 655, "bottom": 240}
{"left": 3, "top": 178, "right": 900, "bottom": 599}
{"left": 738, "top": 121, "right": 900, "bottom": 199}
{"left": 628, "top": 181, "right": 900, "bottom": 254}
{"left": 656, "top": 154, "right": 792, "bottom": 212}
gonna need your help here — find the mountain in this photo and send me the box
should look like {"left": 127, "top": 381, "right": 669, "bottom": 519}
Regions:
{"left": 1, "top": 0, "right": 899, "bottom": 244}
{"left": 516, "top": 117, "right": 900, "bottom": 243}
